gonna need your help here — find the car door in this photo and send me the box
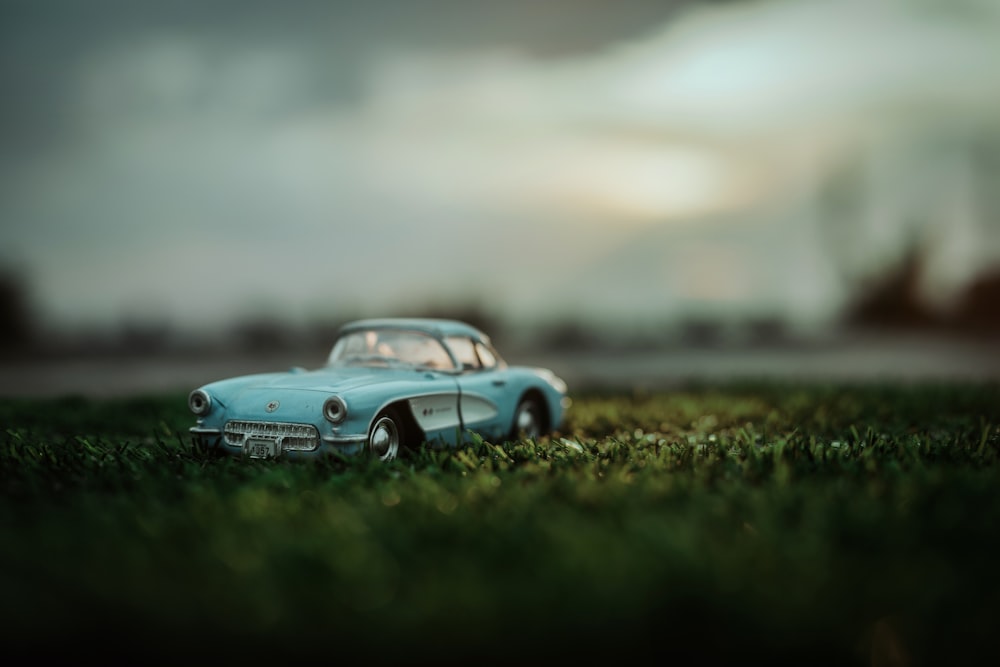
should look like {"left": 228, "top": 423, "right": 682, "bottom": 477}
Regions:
{"left": 406, "top": 372, "right": 464, "bottom": 447}
{"left": 445, "top": 336, "right": 510, "bottom": 442}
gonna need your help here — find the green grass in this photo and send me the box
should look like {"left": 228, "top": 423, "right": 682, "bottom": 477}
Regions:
{"left": 2, "top": 383, "right": 999, "bottom": 665}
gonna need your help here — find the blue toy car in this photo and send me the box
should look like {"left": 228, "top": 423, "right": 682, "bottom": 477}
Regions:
{"left": 189, "top": 318, "right": 570, "bottom": 461}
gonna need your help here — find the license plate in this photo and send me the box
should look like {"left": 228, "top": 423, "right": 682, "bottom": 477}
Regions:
{"left": 247, "top": 438, "right": 277, "bottom": 459}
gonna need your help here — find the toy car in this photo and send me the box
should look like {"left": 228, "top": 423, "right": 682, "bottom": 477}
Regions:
{"left": 188, "top": 318, "right": 570, "bottom": 461}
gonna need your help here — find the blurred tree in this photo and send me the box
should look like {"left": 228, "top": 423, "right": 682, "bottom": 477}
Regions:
{"left": 842, "top": 252, "right": 939, "bottom": 330}
{"left": 0, "top": 268, "right": 34, "bottom": 350}
{"left": 819, "top": 128, "right": 1000, "bottom": 335}
{"left": 536, "top": 319, "right": 603, "bottom": 352}
{"left": 232, "top": 317, "right": 293, "bottom": 353}
{"left": 678, "top": 317, "right": 727, "bottom": 347}
{"left": 117, "top": 319, "right": 172, "bottom": 356}
{"left": 741, "top": 315, "right": 791, "bottom": 347}
{"left": 843, "top": 252, "right": 1000, "bottom": 336}
{"left": 952, "top": 270, "right": 1000, "bottom": 334}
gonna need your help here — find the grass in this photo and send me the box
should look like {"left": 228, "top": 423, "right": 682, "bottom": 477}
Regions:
{"left": 1, "top": 382, "right": 999, "bottom": 665}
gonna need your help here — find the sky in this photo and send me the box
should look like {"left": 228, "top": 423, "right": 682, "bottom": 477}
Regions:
{"left": 2, "top": 0, "right": 1000, "bottom": 336}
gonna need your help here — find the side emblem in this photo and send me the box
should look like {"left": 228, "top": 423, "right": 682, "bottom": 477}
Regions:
{"left": 265, "top": 400, "right": 280, "bottom": 413}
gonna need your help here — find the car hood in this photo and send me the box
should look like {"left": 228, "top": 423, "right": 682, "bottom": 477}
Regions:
{"left": 218, "top": 366, "right": 422, "bottom": 396}
{"left": 201, "top": 365, "right": 436, "bottom": 424}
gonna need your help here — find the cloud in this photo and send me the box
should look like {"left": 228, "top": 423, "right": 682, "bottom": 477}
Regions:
{"left": 4, "top": 0, "right": 1000, "bottom": 331}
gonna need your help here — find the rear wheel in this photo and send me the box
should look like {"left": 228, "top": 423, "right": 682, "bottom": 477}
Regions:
{"left": 511, "top": 396, "right": 544, "bottom": 441}
{"left": 368, "top": 409, "right": 401, "bottom": 462}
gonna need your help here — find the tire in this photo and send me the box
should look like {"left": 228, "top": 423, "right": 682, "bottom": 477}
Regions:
{"left": 368, "top": 409, "right": 402, "bottom": 462}
{"left": 511, "top": 396, "right": 544, "bottom": 441}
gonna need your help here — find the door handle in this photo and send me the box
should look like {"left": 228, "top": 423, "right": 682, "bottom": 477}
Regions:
{"left": 492, "top": 379, "right": 506, "bottom": 387}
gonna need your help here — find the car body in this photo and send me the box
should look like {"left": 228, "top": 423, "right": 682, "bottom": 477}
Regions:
{"left": 188, "top": 318, "right": 570, "bottom": 461}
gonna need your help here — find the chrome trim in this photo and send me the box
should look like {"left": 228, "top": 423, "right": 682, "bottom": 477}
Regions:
{"left": 323, "top": 396, "right": 348, "bottom": 424}
{"left": 243, "top": 437, "right": 281, "bottom": 458}
{"left": 322, "top": 434, "right": 367, "bottom": 444}
{"left": 369, "top": 414, "right": 400, "bottom": 461}
{"left": 369, "top": 390, "right": 459, "bottom": 438}
{"left": 188, "top": 389, "right": 212, "bottom": 416}
{"left": 224, "top": 420, "right": 320, "bottom": 452}
{"left": 409, "top": 394, "right": 462, "bottom": 432}
{"left": 458, "top": 392, "right": 500, "bottom": 424}
{"left": 189, "top": 427, "right": 222, "bottom": 435}
{"left": 329, "top": 327, "right": 462, "bottom": 371}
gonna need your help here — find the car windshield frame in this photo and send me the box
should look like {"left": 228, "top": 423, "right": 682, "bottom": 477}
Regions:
{"left": 443, "top": 335, "right": 507, "bottom": 371}
{"left": 327, "top": 328, "right": 459, "bottom": 371}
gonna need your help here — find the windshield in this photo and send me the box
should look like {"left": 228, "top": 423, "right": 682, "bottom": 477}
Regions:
{"left": 327, "top": 329, "right": 457, "bottom": 370}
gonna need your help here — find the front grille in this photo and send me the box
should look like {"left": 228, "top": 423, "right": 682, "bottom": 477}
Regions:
{"left": 224, "top": 420, "right": 320, "bottom": 452}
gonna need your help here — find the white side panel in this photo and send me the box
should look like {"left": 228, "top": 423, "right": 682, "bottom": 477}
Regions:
{"left": 460, "top": 393, "right": 499, "bottom": 425}
{"left": 409, "top": 394, "right": 461, "bottom": 432}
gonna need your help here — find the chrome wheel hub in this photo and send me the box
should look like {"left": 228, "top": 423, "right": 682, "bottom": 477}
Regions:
{"left": 517, "top": 405, "right": 541, "bottom": 438}
{"left": 370, "top": 416, "right": 399, "bottom": 461}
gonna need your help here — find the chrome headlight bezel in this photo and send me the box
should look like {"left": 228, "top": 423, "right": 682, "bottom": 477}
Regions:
{"left": 323, "top": 396, "right": 348, "bottom": 424}
{"left": 188, "top": 389, "right": 212, "bottom": 416}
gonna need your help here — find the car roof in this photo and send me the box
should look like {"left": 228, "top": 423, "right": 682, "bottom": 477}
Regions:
{"left": 337, "top": 318, "right": 489, "bottom": 341}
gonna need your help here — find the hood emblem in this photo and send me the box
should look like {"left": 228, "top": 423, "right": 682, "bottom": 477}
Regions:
{"left": 265, "top": 400, "right": 280, "bottom": 413}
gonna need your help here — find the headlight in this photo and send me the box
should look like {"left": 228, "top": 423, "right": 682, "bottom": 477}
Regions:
{"left": 538, "top": 370, "right": 567, "bottom": 394}
{"left": 188, "top": 389, "right": 212, "bottom": 416}
{"left": 323, "top": 396, "right": 348, "bottom": 424}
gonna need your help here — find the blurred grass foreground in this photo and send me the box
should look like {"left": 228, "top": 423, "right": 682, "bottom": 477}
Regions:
{"left": 2, "top": 383, "right": 999, "bottom": 665}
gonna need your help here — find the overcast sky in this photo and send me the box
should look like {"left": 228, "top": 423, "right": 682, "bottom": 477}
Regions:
{"left": 2, "top": 0, "right": 999, "bottom": 335}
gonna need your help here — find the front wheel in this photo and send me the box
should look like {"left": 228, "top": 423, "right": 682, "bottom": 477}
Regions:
{"left": 368, "top": 410, "right": 401, "bottom": 462}
{"left": 511, "top": 397, "right": 544, "bottom": 441}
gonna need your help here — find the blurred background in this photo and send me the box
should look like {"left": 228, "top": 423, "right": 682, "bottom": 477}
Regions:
{"left": 2, "top": 0, "right": 999, "bottom": 395}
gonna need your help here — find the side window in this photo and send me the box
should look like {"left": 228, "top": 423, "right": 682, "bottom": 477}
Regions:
{"left": 475, "top": 342, "right": 498, "bottom": 370}
{"left": 446, "top": 336, "right": 479, "bottom": 370}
